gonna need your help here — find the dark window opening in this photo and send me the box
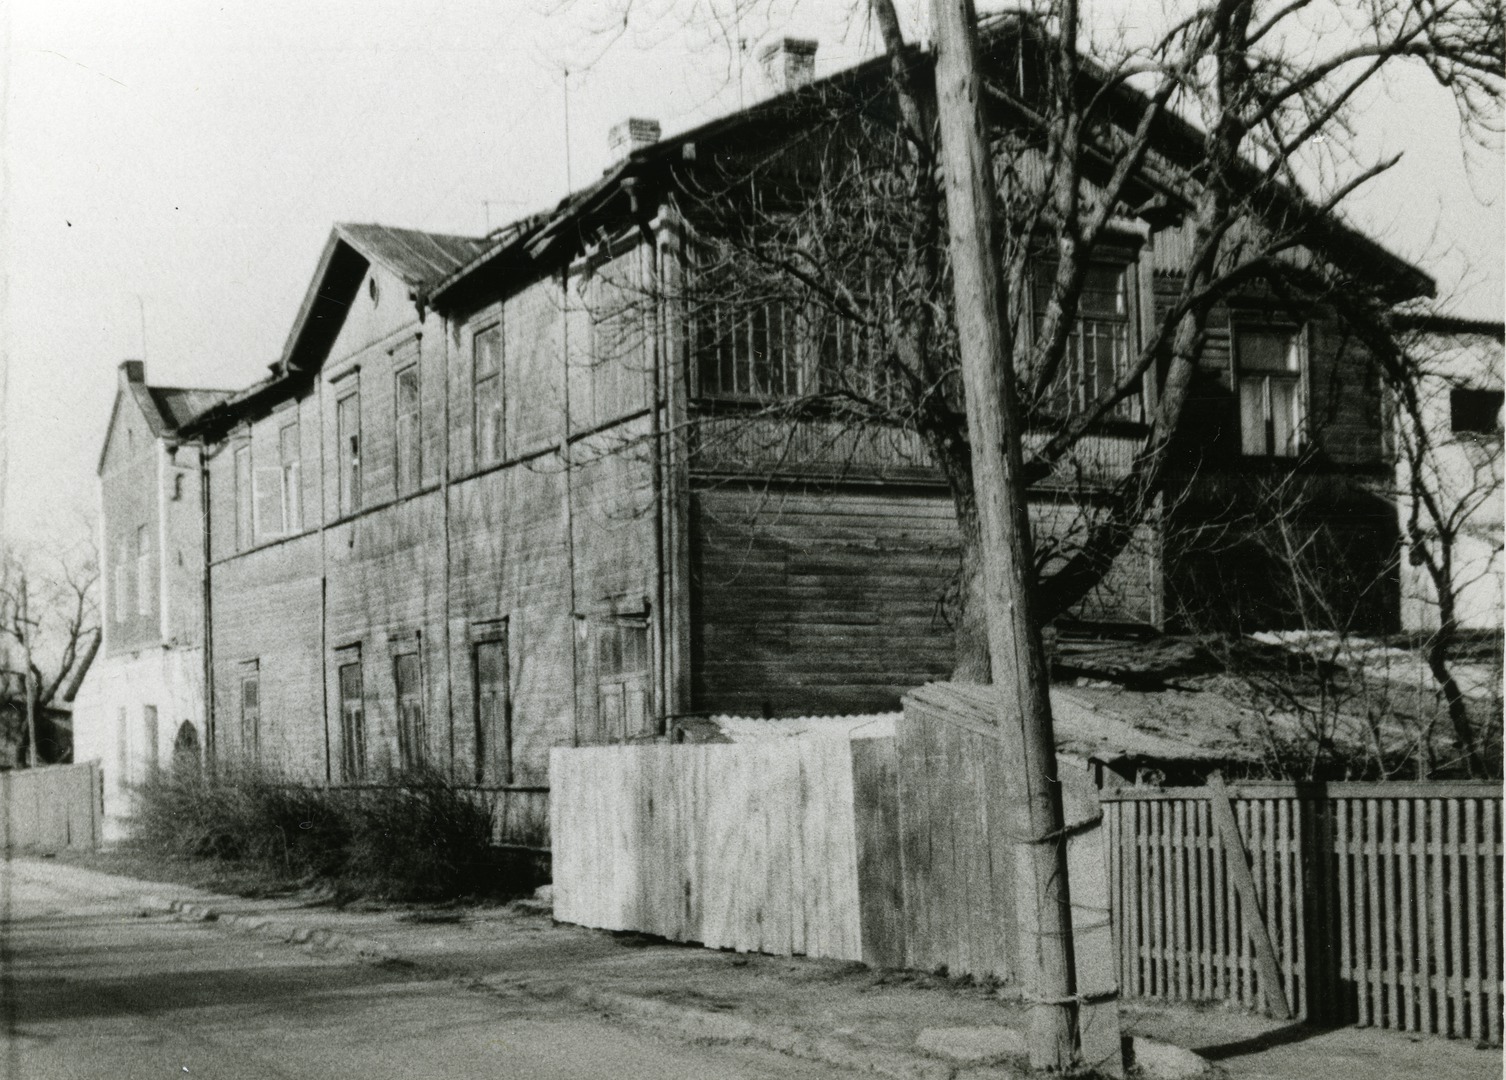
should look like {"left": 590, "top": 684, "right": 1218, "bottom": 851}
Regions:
{"left": 474, "top": 636, "right": 511, "bottom": 785}
{"left": 394, "top": 650, "right": 425, "bottom": 772}
{"left": 239, "top": 675, "right": 259, "bottom": 764}
{"left": 1450, "top": 388, "right": 1503, "bottom": 437}
{"left": 337, "top": 391, "right": 361, "bottom": 515}
{"left": 338, "top": 659, "right": 366, "bottom": 782}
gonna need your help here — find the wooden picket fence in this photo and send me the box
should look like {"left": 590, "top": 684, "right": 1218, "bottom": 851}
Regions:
{"left": 1102, "top": 781, "right": 1503, "bottom": 1044}
{"left": 1, "top": 762, "right": 103, "bottom": 852}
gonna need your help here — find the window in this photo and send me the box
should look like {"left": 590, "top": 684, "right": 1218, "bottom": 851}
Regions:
{"left": 239, "top": 669, "right": 260, "bottom": 763}
{"left": 234, "top": 443, "right": 253, "bottom": 549}
{"left": 1450, "top": 388, "right": 1503, "bottom": 438}
{"left": 337, "top": 391, "right": 361, "bottom": 515}
{"left": 595, "top": 616, "right": 651, "bottom": 743}
{"left": 473, "top": 633, "right": 511, "bottom": 784}
{"left": 279, "top": 420, "right": 301, "bottom": 532}
{"left": 395, "top": 365, "right": 421, "bottom": 494}
{"left": 394, "top": 650, "right": 425, "bottom": 772}
{"left": 142, "top": 705, "right": 159, "bottom": 772}
{"left": 113, "top": 540, "right": 128, "bottom": 623}
{"left": 694, "top": 296, "right": 802, "bottom": 400}
{"left": 1236, "top": 327, "right": 1303, "bottom": 457}
{"left": 172, "top": 721, "right": 201, "bottom": 766}
{"left": 172, "top": 472, "right": 185, "bottom": 501}
{"left": 136, "top": 524, "right": 152, "bottom": 616}
{"left": 474, "top": 324, "right": 504, "bottom": 466}
{"left": 338, "top": 655, "right": 366, "bottom": 782}
{"left": 116, "top": 706, "right": 129, "bottom": 785}
{"left": 1035, "top": 264, "right": 1139, "bottom": 421}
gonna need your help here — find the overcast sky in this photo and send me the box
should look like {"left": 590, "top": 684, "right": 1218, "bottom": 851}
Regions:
{"left": 2, "top": 0, "right": 1501, "bottom": 552}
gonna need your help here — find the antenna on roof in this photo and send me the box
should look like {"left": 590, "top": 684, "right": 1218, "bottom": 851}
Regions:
{"left": 563, "top": 68, "right": 574, "bottom": 192}
{"left": 135, "top": 294, "right": 148, "bottom": 362}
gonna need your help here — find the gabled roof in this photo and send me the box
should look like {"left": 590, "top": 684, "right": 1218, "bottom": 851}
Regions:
{"left": 178, "top": 223, "right": 485, "bottom": 438}
{"left": 274, "top": 223, "right": 484, "bottom": 375}
{"left": 97, "top": 361, "right": 233, "bottom": 473}
{"left": 429, "top": 14, "right": 1434, "bottom": 310}
{"left": 148, "top": 386, "right": 234, "bottom": 430}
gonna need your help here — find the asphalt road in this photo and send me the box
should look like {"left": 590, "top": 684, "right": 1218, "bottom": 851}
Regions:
{"left": 0, "top": 857, "right": 846, "bottom": 1080}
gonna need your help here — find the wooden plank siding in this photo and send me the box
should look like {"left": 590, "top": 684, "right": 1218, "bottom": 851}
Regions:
{"left": 0, "top": 763, "right": 102, "bottom": 852}
{"left": 1103, "top": 783, "right": 1504, "bottom": 1044}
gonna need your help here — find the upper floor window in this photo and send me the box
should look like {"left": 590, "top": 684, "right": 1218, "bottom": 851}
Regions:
{"left": 395, "top": 365, "right": 421, "bottom": 494}
{"left": 113, "top": 540, "right": 128, "bottom": 623}
{"left": 1450, "top": 387, "right": 1503, "bottom": 440}
{"left": 135, "top": 524, "right": 151, "bottom": 616}
{"left": 1236, "top": 326, "right": 1304, "bottom": 457}
{"left": 279, "top": 419, "right": 301, "bottom": 532}
{"left": 474, "top": 323, "right": 504, "bottom": 466}
{"left": 694, "top": 296, "right": 802, "bottom": 400}
{"left": 234, "top": 443, "right": 253, "bottom": 550}
{"left": 337, "top": 390, "right": 361, "bottom": 516}
{"left": 1035, "top": 263, "right": 1140, "bottom": 421}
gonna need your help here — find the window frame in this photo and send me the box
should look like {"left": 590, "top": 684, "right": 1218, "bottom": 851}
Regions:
{"left": 392, "top": 645, "right": 425, "bottom": 773}
{"left": 135, "top": 524, "right": 152, "bottom": 617}
{"left": 238, "top": 663, "right": 260, "bottom": 765}
{"left": 336, "top": 648, "right": 366, "bottom": 783}
{"left": 471, "top": 621, "right": 511, "bottom": 785}
{"left": 1233, "top": 322, "right": 1306, "bottom": 459}
{"left": 279, "top": 417, "right": 301, "bottom": 532}
{"left": 336, "top": 388, "right": 362, "bottom": 516}
{"left": 1029, "top": 259, "right": 1142, "bottom": 423}
{"left": 394, "top": 362, "right": 421, "bottom": 495}
{"left": 473, "top": 321, "right": 504, "bottom": 467}
{"left": 234, "top": 441, "right": 253, "bottom": 550}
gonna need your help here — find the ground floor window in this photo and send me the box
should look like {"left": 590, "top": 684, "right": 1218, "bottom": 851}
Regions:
{"left": 394, "top": 650, "right": 425, "bottom": 772}
{"left": 595, "top": 615, "right": 651, "bottom": 743}
{"left": 238, "top": 667, "right": 260, "bottom": 764}
{"left": 338, "top": 654, "right": 366, "bottom": 782}
{"left": 473, "top": 634, "right": 511, "bottom": 784}
{"left": 142, "top": 704, "right": 159, "bottom": 772}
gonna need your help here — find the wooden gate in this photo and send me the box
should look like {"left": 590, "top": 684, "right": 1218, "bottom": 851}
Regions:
{"left": 1102, "top": 781, "right": 1503, "bottom": 1044}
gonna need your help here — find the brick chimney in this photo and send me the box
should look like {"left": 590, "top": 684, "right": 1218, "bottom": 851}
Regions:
{"left": 759, "top": 38, "right": 818, "bottom": 94}
{"left": 608, "top": 118, "right": 661, "bottom": 164}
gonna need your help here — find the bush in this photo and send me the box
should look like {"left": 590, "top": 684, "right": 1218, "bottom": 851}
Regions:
{"left": 128, "top": 763, "right": 539, "bottom": 902}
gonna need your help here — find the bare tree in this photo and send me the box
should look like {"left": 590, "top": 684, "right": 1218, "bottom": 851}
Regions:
{"left": 602, "top": 0, "right": 1503, "bottom": 679}
{"left": 0, "top": 538, "right": 100, "bottom": 766}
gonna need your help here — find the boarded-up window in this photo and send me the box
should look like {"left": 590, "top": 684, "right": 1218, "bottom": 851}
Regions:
{"left": 394, "top": 650, "right": 425, "bottom": 772}
{"left": 136, "top": 524, "right": 152, "bottom": 616}
{"left": 239, "top": 672, "right": 260, "bottom": 764}
{"left": 595, "top": 617, "right": 651, "bottom": 743}
{"left": 1236, "top": 327, "right": 1303, "bottom": 457}
{"left": 338, "top": 658, "right": 366, "bottom": 782}
{"left": 395, "top": 365, "right": 421, "bottom": 495}
{"left": 235, "top": 443, "right": 253, "bottom": 550}
{"left": 473, "top": 635, "right": 510, "bottom": 784}
{"left": 279, "top": 420, "right": 301, "bottom": 532}
{"left": 337, "top": 391, "right": 361, "bottom": 515}
{"left": 253, "top": 457, "right": 282, "bottom": 540}
{"left": 142, "top": 705, "right": 159, "bottom": 772}
{"left": 475, "top": 323, "right": 504, "bottom": 466}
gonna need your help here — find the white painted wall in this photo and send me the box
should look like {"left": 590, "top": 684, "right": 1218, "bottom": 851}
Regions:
{"left": 70, "top": 646, "right": 204, "bottom": 841}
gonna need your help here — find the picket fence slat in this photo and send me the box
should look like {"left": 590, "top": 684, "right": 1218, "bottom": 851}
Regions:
{"left": 1101, "top": 782, "right": 1502, "bottom": 1043}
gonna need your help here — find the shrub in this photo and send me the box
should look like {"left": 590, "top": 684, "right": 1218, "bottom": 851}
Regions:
{"left": 128, "top": 763, "right": 539, "bottom": 902}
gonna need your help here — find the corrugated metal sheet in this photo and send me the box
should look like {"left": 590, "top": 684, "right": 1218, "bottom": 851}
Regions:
{"left": 334, "top": 223, "right": 485, "bottom": 289}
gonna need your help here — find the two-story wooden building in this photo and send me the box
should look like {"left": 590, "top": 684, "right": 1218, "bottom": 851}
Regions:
{"left": 106, "top": 28, "right": 1436, "bottom": 839}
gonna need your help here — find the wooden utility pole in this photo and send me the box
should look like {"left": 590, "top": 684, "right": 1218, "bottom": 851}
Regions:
{"left": 929, "top": 0, "right": 1079, "bottom": 1069}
